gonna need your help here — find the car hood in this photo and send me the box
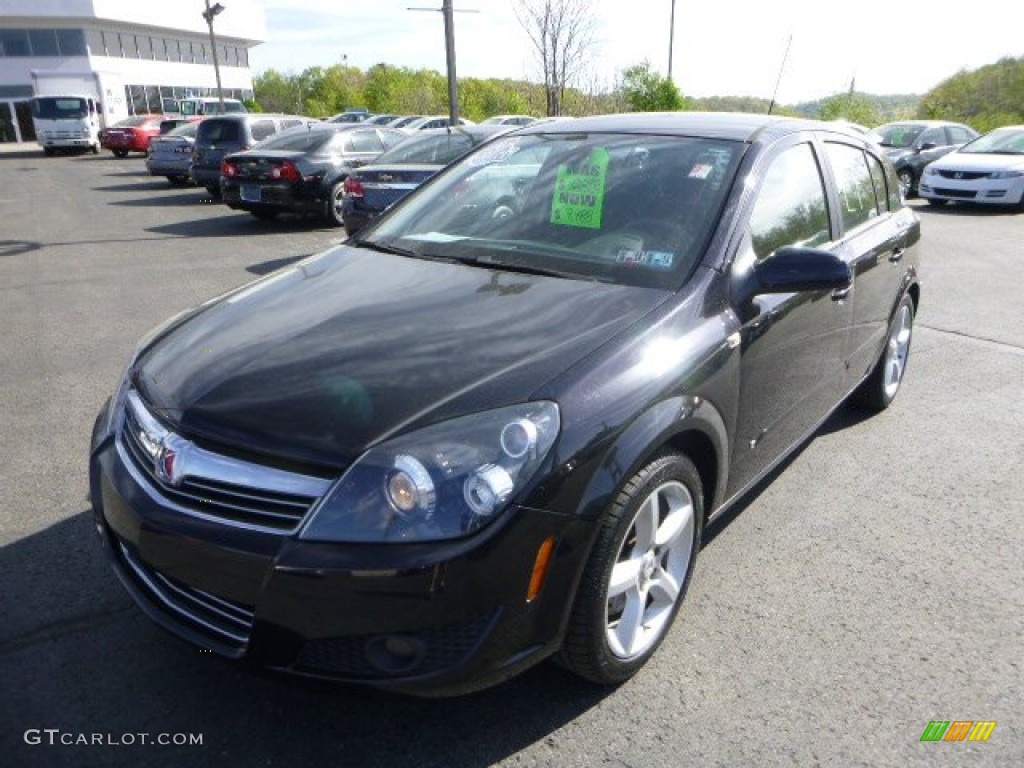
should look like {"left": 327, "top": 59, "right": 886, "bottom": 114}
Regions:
{"left": 929, "top": 151, "right": 1024, "bottom": 172}
{"left": 135, "top": 245, "right": 668, "bottom": 469}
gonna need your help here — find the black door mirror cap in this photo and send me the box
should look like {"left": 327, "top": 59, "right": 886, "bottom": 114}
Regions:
{"left": 753, "top": 246, "right": 852, "bottom": 295}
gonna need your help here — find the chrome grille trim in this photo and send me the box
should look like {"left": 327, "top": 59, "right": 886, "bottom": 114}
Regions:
{"left": 118, "top": 390, "right": 333, "bottom": 534}
{"left": 118, "top": 541, "right": 254, "bottom": 648}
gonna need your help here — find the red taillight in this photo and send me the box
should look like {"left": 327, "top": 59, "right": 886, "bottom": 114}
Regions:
{"left": 343, "top": 177, "right": 364, "bottom": 198}
{"left": 221, "top": 159, "right": 238, "bottom": 178}
{"left": 270, "top": 160, "right": 300, "bottom": 182}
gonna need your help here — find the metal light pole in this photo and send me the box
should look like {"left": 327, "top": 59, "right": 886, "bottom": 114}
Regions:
{"left": 202, "top": 1, "right": 226, "bottom": 114}
{"left": 668, "top": 0, "right": 676, "bottom": 81}
{"left": 409, "top": 2, "right": 477, "bottom": 126}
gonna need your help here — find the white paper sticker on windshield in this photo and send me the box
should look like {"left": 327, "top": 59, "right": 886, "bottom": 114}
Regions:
{"left": 405, "top": 232, "right": 467, "bottom": 242}
{"left": 466, "top": 137, "right": 522, "bottom": 167}
{"left": 615, "top": 249, "right": 675, "bottom": 269}
{"left": 688, "top": 164, "right": 713, "bottom": 179}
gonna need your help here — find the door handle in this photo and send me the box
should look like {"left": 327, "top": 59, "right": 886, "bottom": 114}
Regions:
{"left": 831, "top": 286, "right": 851, "bottom": 302}
{"left": 889, "top": 248, "right": 905, "bottom": 263}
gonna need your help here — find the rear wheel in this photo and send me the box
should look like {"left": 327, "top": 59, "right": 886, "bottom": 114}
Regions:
{"left": 112, "top": 149, "right": 128, "bottom": 158}
{"left": 325, "top": 180, "right": 346, "bottom": 226}
{"left": 43, "top": 148, "right": 56, "bottom": 157}
{"left": 852, "top": 293, "right": 915, "bottom": 411}
{"left": 205, "top": 185, "right": 221, "bottom": 199}
{"left": 559, "top": 452, "right": 703, "bottom": 684}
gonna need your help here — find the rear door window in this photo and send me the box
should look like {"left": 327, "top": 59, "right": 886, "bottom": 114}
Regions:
{"left": 824, "top": 142, "right": 878, "bottom": 232}
{"left": 249, "top": 119, "right": 277, "bottom": 143}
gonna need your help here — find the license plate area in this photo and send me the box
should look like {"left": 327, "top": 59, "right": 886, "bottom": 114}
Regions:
{"left": 241, "top": 185, "right": 261, "bottom": 202}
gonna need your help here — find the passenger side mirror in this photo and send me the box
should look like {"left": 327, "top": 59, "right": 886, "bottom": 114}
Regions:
{"left": 753, "top": 246, "right": 852, "bottom": 294}
{"left": 918, "top": 142, "right": 938, "bottom": 151}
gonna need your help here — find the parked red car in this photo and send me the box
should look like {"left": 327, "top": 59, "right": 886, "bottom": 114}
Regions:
{"left": 101, "top": 115, "right": 169, "bottom": 157}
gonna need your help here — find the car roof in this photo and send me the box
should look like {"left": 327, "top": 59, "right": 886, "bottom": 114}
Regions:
{"left": 411, "top": 124, "right": 514, "bottom": 140}
{"left": 515, "top": 111, "right": 835, "bottom": 144}
{"left": 874, "top": 119, "right": 969, "bottom": 128}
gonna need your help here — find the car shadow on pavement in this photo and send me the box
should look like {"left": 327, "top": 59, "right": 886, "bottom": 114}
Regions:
{"left": 147, "top": 215, "right": 338, "bottom": 238}
{"left": 91, "top": 181, "right": 176, "bottom": 193}
{"left": 1, "top": 510, "right": 613, "bottom": 768}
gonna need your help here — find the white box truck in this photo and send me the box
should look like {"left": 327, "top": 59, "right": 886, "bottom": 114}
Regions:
{"left": 30, "top": 70, "right": 128, "bottom": 155}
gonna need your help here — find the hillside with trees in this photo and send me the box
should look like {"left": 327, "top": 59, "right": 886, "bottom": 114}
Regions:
{"left": 916, "top": 56, "right": 1023, "bottom": 132}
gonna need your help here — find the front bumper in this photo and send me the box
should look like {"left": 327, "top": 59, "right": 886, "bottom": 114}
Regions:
{"left": 89, "top": 426, "right": 587, "bottom": 696}
{"left": 919, "top": 176, "right": 1024, "bottom": 206}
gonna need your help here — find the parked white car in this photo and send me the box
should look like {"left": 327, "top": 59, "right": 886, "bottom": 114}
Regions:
{"left": 919, "top": 125, "right": 1024, "bottom": 209}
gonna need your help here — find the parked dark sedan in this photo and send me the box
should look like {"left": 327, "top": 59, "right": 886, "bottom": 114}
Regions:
{"left": 90, "top": 113, "right": 920, "bottom": 697}
{"left": 220, "top": 124, "right": 407, "bottom": 223}
{"left": 870, "top": 120, "right": 978, "bottom": 197}
{"left": 341, "top": 124, "right": 512, "bottom": 235}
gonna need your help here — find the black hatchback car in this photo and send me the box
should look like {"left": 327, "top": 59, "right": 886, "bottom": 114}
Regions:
{"left": 90, "top": 113, "right": 920, "bottom": 696}
{"left": 870, "top": 120, "right": 978, "bottom": 197}
{"left": 220, "top": 123, "right": 407, "bottom": 224}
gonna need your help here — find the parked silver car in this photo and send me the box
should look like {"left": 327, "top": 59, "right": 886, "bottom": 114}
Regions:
{"left": 146, "top": 121, "right": 201, "bottom": 186}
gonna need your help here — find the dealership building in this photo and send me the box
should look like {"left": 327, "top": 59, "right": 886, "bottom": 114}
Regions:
{"left": 0, "top": 0, "right": 266, "bottom": 143}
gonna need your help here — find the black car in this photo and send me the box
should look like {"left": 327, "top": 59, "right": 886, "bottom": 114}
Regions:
{"left": 90, "top": 113, "right": 921, "bottom": 696}
{"left": 341, "top": 124, "right": 513, "bottom": 235}
{"left": 220, "top": 124, "right": 407, "bottom": 223}
{"left": 190, "top": 113, "right": 316, "bottom": 197}
{"left": 870, "top": 120, "right": 978, "bottom": 197}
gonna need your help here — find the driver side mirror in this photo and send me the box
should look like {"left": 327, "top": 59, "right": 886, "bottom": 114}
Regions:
{"left": 918, "top": 142, "right": 938, "bottom": 151}
{"left": 753, "top": 246, "right": 852, "bottom": 295}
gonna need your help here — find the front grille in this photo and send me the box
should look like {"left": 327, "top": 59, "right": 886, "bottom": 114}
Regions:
{"left": 118, "top": 392, "right": 332, "bottom": 533}
{"left": 936, "top": 170, "right": 987, "bottom": 180}
{"left": 117, "top": 540, "right": 255, "bottom": 653}
{"left": 294, "top": 615, "right": 493, "bottom": 679}
{"left": 933, "top": 188, "right": 977, "bottom": 198}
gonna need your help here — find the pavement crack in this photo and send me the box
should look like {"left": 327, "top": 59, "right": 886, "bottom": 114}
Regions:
{"left": 918, "top": 323, "right": 1024, "bottom": 355}
{"left": 0, "top": 604, "right": 135, "bottom": 656}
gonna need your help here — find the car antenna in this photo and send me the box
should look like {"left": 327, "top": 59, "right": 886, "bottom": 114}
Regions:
{"left": 767, "top": 32, "right": 793, "bottom": 115}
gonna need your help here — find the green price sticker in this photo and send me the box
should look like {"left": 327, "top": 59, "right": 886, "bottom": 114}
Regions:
{"left": 550, "top": 147, "right": 609, "bottom": 230}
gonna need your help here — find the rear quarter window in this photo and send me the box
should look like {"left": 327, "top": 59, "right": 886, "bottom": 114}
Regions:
{"left": 249, "top": 119, "right": 277, "bottom": 142}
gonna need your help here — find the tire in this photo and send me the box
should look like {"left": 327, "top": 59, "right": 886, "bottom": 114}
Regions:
{"left": 925, "top": 198, "right": 947, "bottom": 207}
{"left": 250, "top": 210, "right": 278, "bottom": 221}
{"left": 897, "top": 168, "right": 915, "bottom": 199}
{"left": 852, "top": 293, "right": 915, "bottom": 411}
{"left": 43, "top": 148, "right": 56, "bottom": 157}
{"left": 90, "top": 144, "right": 99, "bottom": 155}
{"left": 205, "top": 185, "right": 221, "bottom": 199}
{"left": 167, "top": 175, "right": 190, "bottom": 186}
{"left": 325, "top": 180, "right": 346, "bottom": 226}
{"left": 112, "top": 149, "right": 128, "bottom": 158}
{"left": 559, "top": 452, "right": 703, "bottom": 685}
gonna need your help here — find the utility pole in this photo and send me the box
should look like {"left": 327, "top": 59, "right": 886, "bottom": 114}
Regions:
{"left": 408, "top": 1, "right": 478, "bottom": 126}
{"left": 202, "top": 1, "right": 226, "bottom": 113}
{"left": 668, "top": 0, "right": 676, "bottom": 82}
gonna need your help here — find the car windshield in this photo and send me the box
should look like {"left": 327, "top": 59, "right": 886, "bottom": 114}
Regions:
{"left": 197, "top": 119, "right": 241, "bottom": 143}
{"left": 32, "top": 97, "right": 88, "bottom": 119}
{"left": 360, "top": 132, "right": 744, "bottom": 290}
{"left": 870, "top": 124, "right": 925, "bottom": 148}
{"left": 255, "top": 129, "right": 332, "bottom": 152}
{"left": 373, "top": 132, "right": 477, "bottom": 165}
{"left": 959, "top": 127, "right": 1024, "bottom": 155}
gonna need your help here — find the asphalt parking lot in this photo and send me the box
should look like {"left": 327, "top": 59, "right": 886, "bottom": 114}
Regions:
{"left": 1, "top": 147, "right": 1021, "bottom": 767}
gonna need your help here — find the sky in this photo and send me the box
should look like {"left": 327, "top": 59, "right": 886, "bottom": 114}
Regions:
{"left": 248, "top": 0, "right": 1024, "bottom": 105}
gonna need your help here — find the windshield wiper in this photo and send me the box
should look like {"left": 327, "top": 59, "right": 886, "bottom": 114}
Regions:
{"left": 453, "top": 253, "right": 610, "bottom": 282}
{"left": 351, "top": 239, "right": 416, "bottom": 258}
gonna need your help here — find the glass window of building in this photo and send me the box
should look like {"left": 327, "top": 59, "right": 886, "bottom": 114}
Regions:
{"left": 56, "top": 30, "right": 87, "bottom": 56}
{"left": 0, "top": 30, "right": 31, "bottom": 57}
{"left": 29, "top": 30, "right": 59, "bottom": 57}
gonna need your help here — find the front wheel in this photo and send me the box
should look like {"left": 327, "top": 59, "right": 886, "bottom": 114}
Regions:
{"left": 558, "top": 452, "right": 703, "bottom": 685}
{"left": 43, "top": 148, "right": 56, "bottom": 157}
{"left": 897, "top": 168, "right": 915, "bottom": 199}
{"left": 926, "top": 198, "right": 947, "bottom": 207}
{"left": 325, "top": 180, "right": 346, "bottom": 226}
{"left": 852, "top": 293, "right": 915, "bottom": 411}
{"left": 90, "top": 144, "right": 99, "bottom": 155}
{"left": 112, "top": 149, "right": 128, "bottom": 158}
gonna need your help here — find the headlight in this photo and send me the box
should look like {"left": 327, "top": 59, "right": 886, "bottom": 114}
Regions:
{"left": 300, "top": 402, "right": 560, "bottom": 543}
{"left": 923, "top": 165, "right": 939, "bottom": 176}
{"left": 989, "top": 170, "right": 1024, "bottom": 179}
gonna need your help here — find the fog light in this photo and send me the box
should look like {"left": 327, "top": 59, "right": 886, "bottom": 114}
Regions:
{"left": 463, "top": 464, "right": 514, "bottom": 516}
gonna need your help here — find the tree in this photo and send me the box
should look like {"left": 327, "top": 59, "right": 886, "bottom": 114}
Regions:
{"left": 818, "top": 91, "right": 880, "bottom": 126}
{"left": 515, "top": 0, "right": 597, "bottom": 117}
{"left": 620, "top": 61, "right": 685, "bottom": 112}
